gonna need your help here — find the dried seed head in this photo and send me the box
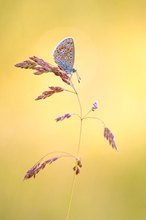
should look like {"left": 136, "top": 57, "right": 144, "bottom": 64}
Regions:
{"left": 92, "top": 100, "right": 98, "bottom": 111}
{"left": 49, "top": 86, "right": 64, "bottom": 92}
{"left": 55, "top": 113, "right": 72, "bottom": 122}
{"left": 75, "top": 167, "right": 80, "bottom": 175}
{"left": 23, "top": 157, "right": 60, "bottom": 180}
{"left": 15, "top": 56, "right": 71, "bottom": 85}
{"left": 35, "top": 87, "right": 64, "bottom": 100}
{"left": 23, "top": 163, "right": 40, "bottom": 180}
{"left": 15, "top": 60, "right": 37, "bottom": 69}
{"left": 73, "top": 158, "right": 82, "bottom": 175}
{"left": 104, "top": 127, "right": 118, "bottom": 150}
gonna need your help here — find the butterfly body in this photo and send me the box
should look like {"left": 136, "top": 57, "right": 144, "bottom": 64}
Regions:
{"left": 53, "top": 37, "right": 76, "bottom": 75}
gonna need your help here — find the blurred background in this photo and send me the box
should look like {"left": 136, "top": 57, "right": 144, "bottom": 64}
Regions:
{"left": 1, "top": 0, "right": 146, "bottom": 219}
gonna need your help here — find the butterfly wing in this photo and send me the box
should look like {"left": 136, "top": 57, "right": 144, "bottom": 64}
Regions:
{"left": 53, "top": 37, "right": 75, "bottom": 74}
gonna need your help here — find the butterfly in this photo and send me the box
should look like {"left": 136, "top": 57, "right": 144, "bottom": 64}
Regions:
{"left": 53, "top": 37, "right": 76, "bottom": 75}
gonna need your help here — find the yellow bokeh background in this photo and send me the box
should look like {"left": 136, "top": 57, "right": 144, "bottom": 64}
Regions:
{"left": 1, "top": 0, "right": 146, "bottom": 219}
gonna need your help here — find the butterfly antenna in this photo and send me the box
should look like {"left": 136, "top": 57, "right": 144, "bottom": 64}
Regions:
{"left": 76, "top": 71, "right": 81, "bottom": 83}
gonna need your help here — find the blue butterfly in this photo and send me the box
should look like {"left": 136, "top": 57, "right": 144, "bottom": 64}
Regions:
{"left": 53, "top": 37, "right": 76, "bottom": 75}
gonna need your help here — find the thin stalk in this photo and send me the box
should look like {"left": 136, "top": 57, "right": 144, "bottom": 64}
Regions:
{"left": 65, "top": 173, "right": 76, "bottom": 220}
{"left": 83, "top": 116, "right": 106, "bottom": 127}
{"left": 70, "top": 80, "right": 83, "bottom": 120}
{"left": 64, "top": 89, "right": 76, "bottom": 94}
{"left": 83, "top": 109, "right": 92, "bottom": 119}
{"left": 76, "top": 118, "right": 83, "bottom": 156}
{"left": 71, "top": 80, "right": 83, "bottom": 156}
{"left": 72, "top": 113, "right": 81, "bottom": 119}
{"left": 35, "top": 151, "right": 77, "bottom": 165}
{"left": 65, "top": 79, "right": 83, "bottom": 220}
